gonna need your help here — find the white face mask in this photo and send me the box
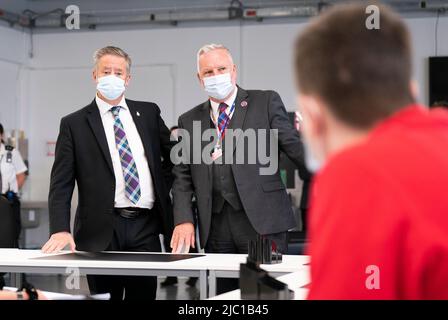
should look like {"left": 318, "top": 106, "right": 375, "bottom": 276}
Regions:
{"left": 303, "top": 139, "right": 324, "bottom": 173}
{"left": 203, "top": 73, "right": 234, "bottom": 100}
{"left": 96, "top": 75, "right": 126, "bottom": 100}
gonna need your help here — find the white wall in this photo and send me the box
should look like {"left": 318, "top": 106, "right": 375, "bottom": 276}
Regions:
{"left": 407, "top": 17, "right": 448, "bottom": 102}
{"left": 1, "top": 15, "right": 447, "bottom": 201}
{"left": 0, "top": 26, "right": 29, "bottom": 133}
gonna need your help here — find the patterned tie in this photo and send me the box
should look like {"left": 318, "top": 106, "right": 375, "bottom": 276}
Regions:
{"left": 217, "top": 102, "right": 230, "bottom": 138}
{"left": 110, "top": 106, "right": 141, "bottom": 204}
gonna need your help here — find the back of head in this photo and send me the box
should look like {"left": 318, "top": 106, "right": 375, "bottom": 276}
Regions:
{"left": 295, "top": 2, "right": 415, "bottom": 129}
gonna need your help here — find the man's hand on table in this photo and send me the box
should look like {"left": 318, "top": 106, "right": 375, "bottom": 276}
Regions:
{"left": 20, "top": 289, "right": 47, "bottom": 300}
{"left": 41, "top": 231, "right": 76, "bottom": 253}
{"left": 0, "top": 289, "right": 47, "bottom": 300}
{"left": 171, "top": 222, "right": 195, "bottom": 254}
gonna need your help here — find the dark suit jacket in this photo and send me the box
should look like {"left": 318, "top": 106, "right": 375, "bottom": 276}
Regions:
{"left": 0, "top": 196, "right": 16, "bottom": 248}
{"left": 49, "top": 98, "right": 175, "bottom": 252}
{"left": 172, "top": 87, "right": 311, "bottom": 248}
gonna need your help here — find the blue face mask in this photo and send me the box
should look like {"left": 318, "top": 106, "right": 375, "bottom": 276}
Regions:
{"left": 96, "top": 75, "right": 126, "bottom": 100}
{"left": 203, "top": 73, "right": 235, "bottom": 100}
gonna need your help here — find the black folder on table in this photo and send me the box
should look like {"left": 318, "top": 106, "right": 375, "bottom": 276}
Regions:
{"left": 33, "top": 252, "right": 204, "bottom": 262}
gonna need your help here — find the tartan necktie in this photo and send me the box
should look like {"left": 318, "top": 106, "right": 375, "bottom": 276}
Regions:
{"left": 217, "top": 102, "right": 230, "bottom": 139}
{"left": 110, "top": 106, "right": 141, "bottom": 205}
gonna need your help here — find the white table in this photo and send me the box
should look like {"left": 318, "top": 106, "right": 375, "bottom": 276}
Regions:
{"left": 0, "top": 249, "right": 209, "bottom": 299}
{"left": 0, "top": 249, "right": 309, "bottom": 299}
{"left": 202, "top": 254, "right": 310, "bottom": 297}
{"left": 209, "top": 268, "right": 310, "bottom": 300}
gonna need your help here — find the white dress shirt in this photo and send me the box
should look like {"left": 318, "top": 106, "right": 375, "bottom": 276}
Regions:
{"left": 209, "top": 86, "right": 238, "bottom": 125}
{"left": 96, "top": 94, "right": 155, "bottom": 209}
{"left": 0, "top": 143, "right": 27, "bottom": 194}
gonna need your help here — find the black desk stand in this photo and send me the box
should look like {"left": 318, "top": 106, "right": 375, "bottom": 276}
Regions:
{"left": 240, "top": 235, "right": 293, "bottom": 300}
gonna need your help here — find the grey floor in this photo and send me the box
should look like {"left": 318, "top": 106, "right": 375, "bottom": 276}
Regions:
{"left": 4, "top": 274, "right": 200, "bottom": 300}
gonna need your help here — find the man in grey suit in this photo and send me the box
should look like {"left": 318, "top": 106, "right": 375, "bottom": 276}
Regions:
{"left": 171, "top": 44, "right": 309, "bottom": 291}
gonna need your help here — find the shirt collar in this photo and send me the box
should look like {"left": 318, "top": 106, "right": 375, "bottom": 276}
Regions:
{"left": 210, "top": 86, "right": 238, "bottom": 113}
{"left": 96, "top": 94, "right": 128, "bottom": 116}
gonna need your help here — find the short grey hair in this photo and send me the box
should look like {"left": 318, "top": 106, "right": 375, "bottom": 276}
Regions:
{"left": 93, "top": 46, "right": 132, "bottom": 74}
{"left": 196, "top": 43, "right": 234, "bottom": 73}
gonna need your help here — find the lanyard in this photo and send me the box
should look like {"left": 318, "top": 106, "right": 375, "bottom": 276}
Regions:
{"left": 213, "top": 101, "right": 236, "bottom": 147}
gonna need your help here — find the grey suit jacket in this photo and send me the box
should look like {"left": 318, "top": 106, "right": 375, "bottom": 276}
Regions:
{"left": 172, "top": 86, "right": 310, "bottom": 248}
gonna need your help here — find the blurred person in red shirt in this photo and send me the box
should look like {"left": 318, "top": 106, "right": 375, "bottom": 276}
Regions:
{"left": 294, "top": 2, "right": 448, "bottom": 299}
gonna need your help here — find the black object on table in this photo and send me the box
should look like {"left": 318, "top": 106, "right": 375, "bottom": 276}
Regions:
{"left": 248, "top": 234, "right": 282, "bottom": 264}
{"left": 33, "top": 252, "right": 204, "bottom": 262}
{"left": 240, "top": 259, "right": 294, "bottom": 300}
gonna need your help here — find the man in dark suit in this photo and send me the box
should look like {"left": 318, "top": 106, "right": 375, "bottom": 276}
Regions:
{"left": 171, "top": 44, "right": 310, "bottom": 292}
{"left": 42, "top": 46, "right": 174, "bottom": 300}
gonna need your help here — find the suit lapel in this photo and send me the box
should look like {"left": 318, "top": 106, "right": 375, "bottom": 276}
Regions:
{"left": 86, "top": 100, "right": 114, "bottom": 174}
{"left": 226, "top": 86, "right": 250, "bottom": 154}
{"left": 200, "top": 100, "right": 214, "bottom": 148}
{"left": 127, "top": 100, "right": 156, "bottom": 170}
{"left": 200, "top": 101, "right": 213, "bottom": 180}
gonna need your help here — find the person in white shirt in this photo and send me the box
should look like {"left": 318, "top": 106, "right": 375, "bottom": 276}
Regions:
{"left": 0, "top": 123, "right": 27, "bottom": 246}
{"left": 0, "top": 123, "right": 28, "bottom": 289}
{"left": 0, "top": 124, "right": 27, "bottom": 197}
